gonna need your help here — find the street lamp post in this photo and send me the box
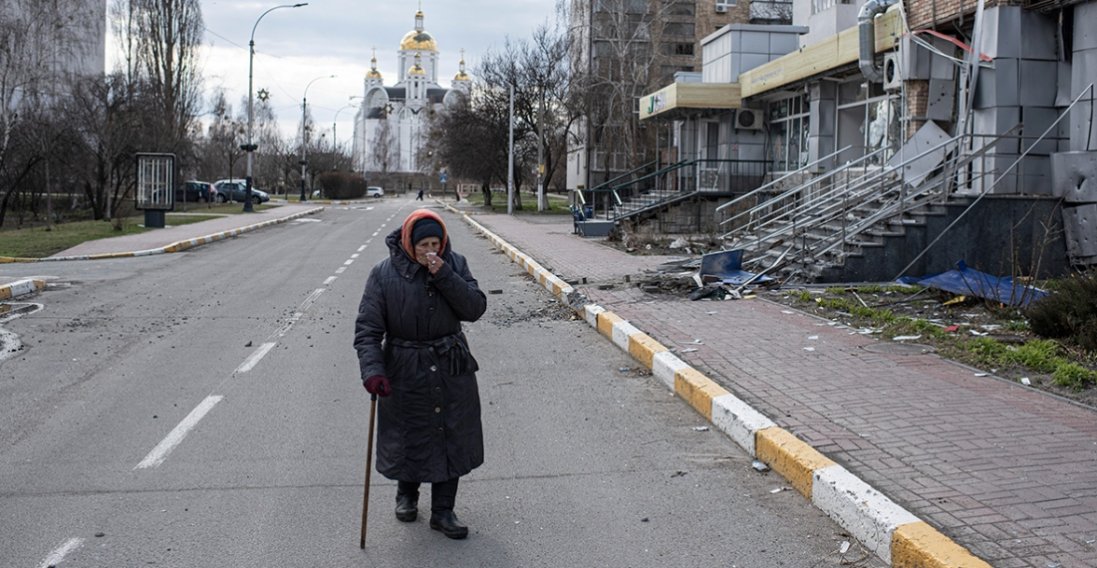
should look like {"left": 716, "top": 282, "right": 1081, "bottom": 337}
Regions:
{"left": 300, "top": 74, "right": 335, "bottom": 202}
{"left": 245, "top": 2, "right": 307, "bottom": 212}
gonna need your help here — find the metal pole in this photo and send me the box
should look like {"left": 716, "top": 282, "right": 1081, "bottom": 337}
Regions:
{"left": 246, "top": 3, "right": 308, "bottom": 212}
{"left": 507, "top": 83, "right": 515, "bottom": 215}
{"left": 299, "top": 74, "right": 334, "bottom": 202}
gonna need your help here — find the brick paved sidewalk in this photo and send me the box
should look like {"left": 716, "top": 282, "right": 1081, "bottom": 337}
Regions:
{"left": 462, "top": 208, "right": 1097, "bottom": 568}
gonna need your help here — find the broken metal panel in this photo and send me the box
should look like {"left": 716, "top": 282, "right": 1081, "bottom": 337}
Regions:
{"left": 886, "top": 120, "right": 950, "bottom": 186}
{"left": 1062, "top": 203, "right": 1097, "bottom": 263}
{"left": 1050, "top": 151, "right": 1097, "bottom": 202}
{"left": 902, "top": 260, "right": 1049, "bottom": 307}
{"left": 926, "top": 79, "right": 956, "bottom": 121}
{"left": 929, "top": 36, "right": 958, "bottom": 80}
{"left": 699, "top": 249, "right": 773, "bottom": 286}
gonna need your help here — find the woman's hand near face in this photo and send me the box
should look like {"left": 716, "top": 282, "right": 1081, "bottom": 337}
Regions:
{"left": 414, "top": 237, "right": 444, "bottom": 275}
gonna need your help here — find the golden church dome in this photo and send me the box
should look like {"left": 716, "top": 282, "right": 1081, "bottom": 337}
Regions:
{"left": 367, "top": 69, "right": 383, "bottom": 79}
{"left": 408, "top": 64, "right": 426, "bottom": 77}
{"left": 400, "top": 30, "right": 437, "bottom": 52}
{"left": 453, "top": 71, "right": 470, "bottom": 81}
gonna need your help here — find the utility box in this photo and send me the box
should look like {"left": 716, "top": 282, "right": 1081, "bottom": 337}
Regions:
{"left": 135, "top": 153, "right": 176, "bottom": 228}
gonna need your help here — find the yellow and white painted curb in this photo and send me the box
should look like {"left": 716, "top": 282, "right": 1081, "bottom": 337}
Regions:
{"left": 0, "top": 279, "right": 46, "bottom": 301}
{"left": 0, "top": 207, "right": 324, "bottom": 264}
{"left": 449, "top": 205, "right": 990, "bottom": 568}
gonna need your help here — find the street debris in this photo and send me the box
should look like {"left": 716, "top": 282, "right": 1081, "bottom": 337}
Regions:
{"left": 892, "top": 335, "right": 922, "bottom": 342}
{"left": 1021, "top": 377, "right": 1031, "bottom": 386}
{"left": 751, "top": 460, "right": 770, "bottom": 472}
{"left": 803, "top": 347, "right": 816, "bottom": 352}
{"left": 692, "top": 426, "right": 710, "bottom": 432}
{"left": 770, "top": 487, "right": 789, "bottom": 494}
{"left": 839, "top": 541, "right": 851, "bottom": 554}
{"left": 898, "top": 260, "right": 1048, "bottom": 308}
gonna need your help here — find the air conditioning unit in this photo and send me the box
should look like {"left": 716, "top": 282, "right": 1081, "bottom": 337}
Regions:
{"left": 883, "top": 53, "right": 902, "bottom": 91}
{"left": 715, "top": 3, "right": 728, "bottom": 13}
{"left": 734, "top": 108, "right": 763, "bottom": 130}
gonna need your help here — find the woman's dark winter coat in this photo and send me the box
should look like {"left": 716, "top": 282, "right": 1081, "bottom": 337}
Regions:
{"left": 354, "top": 227, "right": 487, "bottom": 482}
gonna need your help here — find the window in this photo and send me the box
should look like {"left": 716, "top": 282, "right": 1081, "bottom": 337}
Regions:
{"left": 767, "top": 93, "right": 810, "bottom": 172}
{"left": 674, "top": 43, "right": 694, "bottom": 56}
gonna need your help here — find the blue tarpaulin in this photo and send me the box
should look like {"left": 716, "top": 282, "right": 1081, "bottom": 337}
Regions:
{"left": 699, "top": 249, "right": 773, "bottom": 287}
{"left": 897, "top": 261, "right": 1048, "bottom": 308}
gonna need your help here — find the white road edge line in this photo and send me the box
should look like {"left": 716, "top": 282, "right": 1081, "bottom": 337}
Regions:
{"left": 235, "top": 342, "right": 277, "bottom": 374}
{"left": 135, "top": 396, "right": 223, "bottom": 469}
{"left": 39, "top": 537, "right": 84, "bottom": 568}
{"left": 357, "top": 245, "right": 366, "bottom": 252}
{"left": 336, "top": 267, "right": 347, "bottom": 274}
{"left": 351, "top": 253, "right": 360, "bottom": 259}
{"left": 343, "top": 259, "right": 354, "bottom": 266}
{"left": 323, "top": 276, "right": 337, "bottom": 285}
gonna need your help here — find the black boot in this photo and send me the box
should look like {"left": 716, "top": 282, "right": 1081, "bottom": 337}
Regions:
{"left": 429, "top": 478, "right": 467, "bottom": 539}
{"left": 395, "top": 481, "right": 419, "bottom": 522}
{"left": 429, "top": 510, "right": 468, "bottom": 539}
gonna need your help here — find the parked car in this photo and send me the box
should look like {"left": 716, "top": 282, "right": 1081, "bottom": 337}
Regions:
{"left": 367, "top": 186, "right": 384, "bottom": 198}
{"left": 213, "top": 179, "right": 270, "bottom": 204}
{"left": 176, "top": 180, "right": 212, "bottom": 202}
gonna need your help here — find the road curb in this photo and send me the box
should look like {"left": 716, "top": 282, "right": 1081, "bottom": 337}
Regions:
{"left": 0, "top": 207, "right": 325, "bottom": 263}
{"left": 447, "top": 205, "right": 991, "bottom": 568}
{"left": 0, "top": 278, "right": 46, "bottom": 301}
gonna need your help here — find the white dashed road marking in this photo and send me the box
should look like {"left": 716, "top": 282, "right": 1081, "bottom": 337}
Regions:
{"left": 135, "top": 396, "right": 223, "bottom": 469}
{"left": 39, "top": 537, "right": 84, "bottom": 568}
{"left": 235, "top": 342, "right": 277, "bottom": 374}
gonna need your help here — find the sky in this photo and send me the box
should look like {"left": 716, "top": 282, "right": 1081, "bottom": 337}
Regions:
{"left": 165, "top": 1, "right": 558, "bottom": 147}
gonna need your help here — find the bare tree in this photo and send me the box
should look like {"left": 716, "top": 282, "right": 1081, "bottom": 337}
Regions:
{"left": 0, "top": 0, "right": 101, "bottom": 227}
{"left": 370, "top": 118, "right": 399, "bottom": 177}
{"left": 61, "top": 73, "right": 151, "bottom": 221}
{"left": 113, "top": 0, "right": 203, "bottom": 154}
{"left": 570, "top": 0, "right": 680, "bottom": 186}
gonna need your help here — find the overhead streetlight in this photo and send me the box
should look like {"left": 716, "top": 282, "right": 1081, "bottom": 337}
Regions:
{"left": 300, "top": 74, "right": 336, "bottom": 202}
{"left": 245, "top": 2, "right": 307, "bottom": 212}
{"left": 333, "top": 103, "right": 359, "bottom": 155}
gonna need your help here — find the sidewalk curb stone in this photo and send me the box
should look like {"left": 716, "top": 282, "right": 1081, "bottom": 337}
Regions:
{"left": 0, "top": 279, "right": 46, "bottom": 301}
{"left": 446, "top": 204, "right": 991, "bottom": 568}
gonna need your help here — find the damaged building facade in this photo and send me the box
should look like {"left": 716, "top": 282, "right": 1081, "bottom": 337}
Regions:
{"left": 629, "top": 0, "right": 1095, "bottom": 283}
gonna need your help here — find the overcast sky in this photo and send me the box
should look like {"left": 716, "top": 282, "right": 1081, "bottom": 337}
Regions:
{"left": 186, "top": 1, "right": 558, "bottom": 146}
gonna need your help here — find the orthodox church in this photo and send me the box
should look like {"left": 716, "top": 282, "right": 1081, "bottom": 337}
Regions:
{"left": 352, "top": 8, "right": 471, "bottom": 175}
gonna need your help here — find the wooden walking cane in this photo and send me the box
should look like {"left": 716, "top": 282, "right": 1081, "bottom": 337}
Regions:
{"left": 360, "top": 393, "right": 378, "bottom": 549}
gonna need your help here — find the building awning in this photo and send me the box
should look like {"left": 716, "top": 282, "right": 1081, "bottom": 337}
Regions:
{"left": 738, "top": 7, "right": 902, "bottom": 98}
{"left": 639, "top": 82, "right": 742, "bottom": 121}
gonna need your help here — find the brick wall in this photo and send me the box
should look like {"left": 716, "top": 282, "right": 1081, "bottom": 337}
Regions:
{"left": 904, "top": 0, "right": 1017, "bottom": 32}
{"left": 906, "top": 79, "right": 930, "bottom": 135}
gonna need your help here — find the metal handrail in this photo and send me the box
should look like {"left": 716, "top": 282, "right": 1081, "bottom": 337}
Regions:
{"left": 715, "top": 145, "right": 854, "bottom": 214}
{"left": 588, "top": 160, "right": 657, "bottom": 192}
{"left": 720, "top": 145, "right": 893, "bottom": 237}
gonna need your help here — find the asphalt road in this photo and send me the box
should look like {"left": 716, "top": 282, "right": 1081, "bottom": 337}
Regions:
{"left": 0, "top": 200, "right": 883, "bottom": 567}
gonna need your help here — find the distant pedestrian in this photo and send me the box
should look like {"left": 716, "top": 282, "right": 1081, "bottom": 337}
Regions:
{"left": 416, "top": 189, "right": 424, "bottom": 201}
{"left": 354, "top": 209, "right": 487, "bottom": 540}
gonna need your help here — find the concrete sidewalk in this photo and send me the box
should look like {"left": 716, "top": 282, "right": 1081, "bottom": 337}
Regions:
{"left": 452, "top": 205, "right": 1097, "bottom": 568}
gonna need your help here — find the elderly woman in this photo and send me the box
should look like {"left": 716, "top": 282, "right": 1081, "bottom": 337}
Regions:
{"left": 354, "top": 209, "right": 487, "bottom": 540}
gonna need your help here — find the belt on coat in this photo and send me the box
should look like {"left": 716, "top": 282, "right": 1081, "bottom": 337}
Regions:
{"left": 387, "top": 333, "right": 479, "bottom": 375}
